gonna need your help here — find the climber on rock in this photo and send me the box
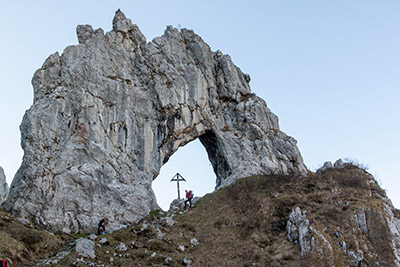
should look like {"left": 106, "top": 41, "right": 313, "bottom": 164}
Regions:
{"left": 97, "top": 217, "right": 108, "bottom": 235}
{"left": 184, "top": 190, "right": 194, "bottom": 210}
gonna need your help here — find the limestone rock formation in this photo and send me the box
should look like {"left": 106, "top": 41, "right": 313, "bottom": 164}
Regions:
{"left": 0, "top": 166, "right": 9, "bottom": 204}
{"left": 287, "top": 207, "right": 335, "bottom": 265}
{"left": 75, "top": 238, "right": 95, "bottom": 258}
{"left": 5, "top": 10, "right": 306, "bottom": 232}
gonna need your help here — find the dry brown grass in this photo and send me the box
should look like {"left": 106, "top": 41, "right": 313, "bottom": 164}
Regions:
{"left": 0, "top": 211, "right": 74, "bottom": 266}
{"left": 1, "top": 163, "right": 396, "bottom": 266}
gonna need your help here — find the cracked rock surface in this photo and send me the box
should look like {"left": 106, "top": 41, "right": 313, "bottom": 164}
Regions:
{"left": 5, "top": 10, "right": 306, "bottom": 232}
{"left": 0, "top": 166, "right": 9, "bottom": 204}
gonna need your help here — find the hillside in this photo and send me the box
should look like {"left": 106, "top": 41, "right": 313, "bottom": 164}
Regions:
{"left": 0, "top": 212, "right": 73, "bottom": 266}
{"left": 1, "top": 162, "right": 399, "bottom": 266}
{"left": 0, "top": 163, "right": 387, "bottom": 266}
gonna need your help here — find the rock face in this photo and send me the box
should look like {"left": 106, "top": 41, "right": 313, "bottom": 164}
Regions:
{"left": 286, "top": 207, "right": 335, "bottom": 265}
{"left": 4, "top": 10, "right": 306, "bottom": 232}
{"left": 0, "top": 167, "right": 9, "bottom": 204}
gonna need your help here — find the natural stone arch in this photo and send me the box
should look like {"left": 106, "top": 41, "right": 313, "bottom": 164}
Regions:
{"left": 5, "top": 10, "right": 306, "bottom": 233}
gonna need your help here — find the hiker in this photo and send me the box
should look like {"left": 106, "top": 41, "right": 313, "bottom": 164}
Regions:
{"left": 97, "top": 217, "right": 108, "bottom": 235}
{"left": 184, "top": 190, "right": 194, "bottom": 210}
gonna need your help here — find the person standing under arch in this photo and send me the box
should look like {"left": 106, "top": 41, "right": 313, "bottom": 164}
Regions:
{"left": 184, "top": 190, "right": 194, "bottom": 210}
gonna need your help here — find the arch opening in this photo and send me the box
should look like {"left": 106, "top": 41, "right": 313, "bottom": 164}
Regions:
{"left": 152, "top": 138, "right": 216, "bottom": 211}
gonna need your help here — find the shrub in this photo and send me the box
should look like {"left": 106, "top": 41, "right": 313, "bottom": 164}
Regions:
{"left": 343, "top": 158, "right": 369, "bottom": 171}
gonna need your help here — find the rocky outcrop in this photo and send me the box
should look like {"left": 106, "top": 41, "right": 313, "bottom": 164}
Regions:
{"left": 286, "top": 207, "right": 312, "bottom": 256}
{"left": 286, "top": 169, "right": 400, "bottom": 267}
{"left": 75, "top": 238, "right": 95, "bottom": 258}
{"left": 0, "top": 166, "right": 9, "bottom": 204}
{"left": 4, "top": 10, "right": 306, "bottom": 232}
{"left": 286, "top": 207, "right": 336, "bottom": 265}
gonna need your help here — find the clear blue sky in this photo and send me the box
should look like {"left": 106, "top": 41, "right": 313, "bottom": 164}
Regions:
{"left": 0, "top": 1, "right": 399, "bottom": 210}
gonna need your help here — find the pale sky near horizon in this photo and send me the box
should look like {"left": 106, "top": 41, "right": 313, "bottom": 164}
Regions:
{"left": 0, "top": 1, "right": 399, "bottom": 210}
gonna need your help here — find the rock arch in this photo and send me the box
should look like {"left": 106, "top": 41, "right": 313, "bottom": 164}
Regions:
{"left": 4, "top": 10, "right": 306, "bottom": 233}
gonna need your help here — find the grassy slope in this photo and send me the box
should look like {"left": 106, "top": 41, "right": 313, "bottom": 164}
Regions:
{"left": 0, "top": 211, "right": 74, "bottom": 266}
{"left": 58, "top": 163, "right": 397, "bottom": 266}
{"left": 1, "top": 164, "right": 397, "bottom": 266}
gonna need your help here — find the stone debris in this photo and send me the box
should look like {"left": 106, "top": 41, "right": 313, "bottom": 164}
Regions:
{"left": 154, "top": 226, "right": 165, "bottom": 238}
{"left": 74, "top": 257, "right": 96, "bottom": 266}
{"left": 177, "top": 245, "right": 185, "bottom": 252}
{"left": 32, "top": 241, "right": 76, "bottom": 267}
{"left": 89, "top": 233, "right": 97, "bottom": 240}
{"left": 162, "top": 216, "right": 175, "bottom": 226}
{"left": 331, "top": 187, "right": 341, "bottom": 195}
{"left": 183, "top": 257, "right": 192, "bottom": 265}
{"left": 190, "top": 238, "right": 199, "bottom": 247}
{"left": 115, "top": 242, "right": 127, "bottom": 252}
{"left": 169, "top": 199, "right": 185, "bottom": 212}
{"left": 4, "top": 9, "right": 306, "bottom": 233}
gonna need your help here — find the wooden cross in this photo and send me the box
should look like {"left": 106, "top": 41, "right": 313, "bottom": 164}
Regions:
{"left": 170, "top": 173, "right": 186, "bottom": 199}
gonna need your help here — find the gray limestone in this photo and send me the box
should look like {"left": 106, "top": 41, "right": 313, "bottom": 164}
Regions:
{"left": 355, "top": 210, "right": 368, "bottom": 233}
{"left": 4, "top": 10, "right": 306, "bottom": 232}
{"left": 286, "top": 207, "right": 311, "bottom": 255}
{"left": 334, "top": 158, "right": 345, "bottom": 168}
{"left": 286, "top": 207, "right": 335, "bottom": 264}
{"left": 317, "top": 161, "right": 333, "bottom": 172}
{"left": 0, "top": 167, "right": 9, "bottom": 204}
{"left": 382, "top": 202, "right": 400, "bottom": 265}
{"left": 190, "top": 238, "right": 199, "bottom": 247}
{"left": 115, "top": 243, "right": 127, "bottom": 252}
{"left": 75, "top": 238, "right": 95, "bottom": 258}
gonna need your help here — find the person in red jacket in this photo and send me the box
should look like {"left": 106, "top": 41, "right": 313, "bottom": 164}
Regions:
{"left": 184, "top": 190, "right": 194, "bottom": 210}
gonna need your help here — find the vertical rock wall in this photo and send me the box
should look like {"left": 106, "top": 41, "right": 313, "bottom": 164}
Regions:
{"left": 0, "top": 167, "right": 9, "bottom": 204}
{"left": 4, "top": 10, "right": 306, "bottom": 232}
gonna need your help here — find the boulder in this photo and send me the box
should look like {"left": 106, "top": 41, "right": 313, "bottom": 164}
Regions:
{"left": 162, "top": 216, "right": 175, "bottom": 226}
{"left": 75, "top": 238, "right": 95, "bottom": 258}
{"left": 316, "top": 161, "right": 333, "bottom": 172}
{"left": 115, "top": 242, "right": 127, "bottom": 252}
{"left": 4, "top": 9, "right": 306, "bottom": 232}
{"left": 334, "top": 159, "right": 345, "bottom": 168}
{"left": 169, "top": 199, "right": 185, "bottom": 213}
{"left": 190, "top": 238, "right": 199, "bottom": 247}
